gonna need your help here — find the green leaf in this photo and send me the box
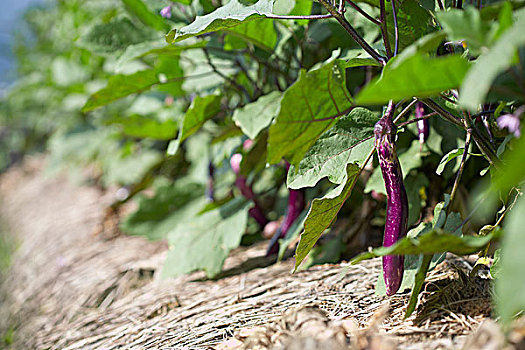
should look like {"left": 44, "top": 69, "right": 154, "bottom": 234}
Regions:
{"left": 437, "top": 6, "right": 493, "bottom": 56}
{"left": 386, "top": 0, "right": 431, "bottom": 53}
{"left": 351, "top": 228, "right": 501, "bottom": 264}
{"left": 120, "top": 179, "right": 205, "bottom": 240}
{"left": 122, "top": 0, "right": 170, "bottom": 32}
{"left": 105, "top": 114, "right": 179, "bottom": 140}
{"left": 393, "top": 31, "right": 447, "bottom": 64}
{"left": 82, "top": 70, "right": 158, "bottom": 112}
{"left": 356, "top": 54, "right": 470, "bottom": 105}
{"left": 166, "top": 0, "right": 274, "bottom": 43}
{"left": 294, "top": 164, "right": 361, "bottom": 271}
{"left": 162, "top": 198, "right": 250, "bottom": 278}
{"left": 116, "top": 38, "right": 207, "bottom": 70}
{"left": 82, "top": 55, "right": 185, "bottom": 112}
{"left": 226, "top": 19, "right": 277, "bottom": 51}
{"left": 492, "top": 129, "right": 525, "bottom": 193}
{"left": 490, "top": 248, "right": 502, "bottom": 278}
{"left": 365, "top": 140, "right": 423, "bottom": 195}
{"left": 77, "top": 17, "right": 156, "bottom": 56}
{"left": 405, "top": 254, "right": 432, "bottom": 318}
{"left": 436, "top": 147, "right": 465, "bottom": 175}
{"left": 268, "top": 59, "right": 353, "bottom": 166}
{"left": 167, "top": 93, "right": 222, "bottom": 155}
{"left": 287, "top": 107, "right": 378, "bottom": 189}
{"left": 496, "top": 191, "right": 525, "bottom": 326}
{"left": 459, "top": 15, "right": 525, "bottom": 110}
{"left": 232, "top": 91, "right": 281, "bottom": 139}
{"left": 102, "top": 150, "right": 163, "bottom": 186}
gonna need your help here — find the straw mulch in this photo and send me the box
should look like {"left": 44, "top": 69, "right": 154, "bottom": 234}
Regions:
{"left": 0, "top": 158, "right": 506, "bottom": 349}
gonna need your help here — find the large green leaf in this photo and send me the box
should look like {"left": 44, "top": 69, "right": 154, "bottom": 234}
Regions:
{"left": 437, "top": 7, "right": 492, "bottom": 56}
{"left": 77, "top": 16, "right": 156, "bottom": 56}
{"left": 166, "top": 0, "right": 274, "bottom": 43}
{"left": 268, "top": 59, "right": 353, "bottom": 166}
{"left": 356, "top": 54, "right": 470, "bottom": 105}
{"left": 386, "top": 0, "right": 431, "bottom": 53}
{"left": 232, "top": 91, "right": 281, "bottom": 139}
{"left": 102, "top": 150, "right": 163, "bottom": 186}
{"left": 120, "top": 179, "right": 205, "bottom": 240}
{"left": 82, "top": 70, "right": 156, "bottom": 112}
{"left": 294, "top": 164, "right": 361, "bottom": 271}
{"left": 226, "top": 19, "right": 277, "bottom": 51}
{"left": 82, "top": 56, "right": 184, "bottom": 112}
{"left": 287, "top": 107, "right": 378, "bottom": 189}
{"left": 162, "top": 198, "right": 250, "bottom": 278}
{"left": 105, "top": 114, "right": 179, "bottom": 140}
{"left": 122, "top": 0, "right": 170, "bottom": 32}
{"left": 496, "top": 191, "right": 525, "bottom": 326}
{"left": 116, "top": 38, "right": 207, "bottom": 70}
{"left": 167, "top": 93, "right": 222, "bottom": 155}
{"left": 459, "top": 15, "right": 525, "bottom": 110}
{"left": 493, "top": 135, "right": 525, "bottom": 193}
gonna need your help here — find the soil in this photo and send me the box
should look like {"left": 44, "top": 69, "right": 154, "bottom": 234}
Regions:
{"left": 0, "top": 157, "right": 515, "bottom": 349}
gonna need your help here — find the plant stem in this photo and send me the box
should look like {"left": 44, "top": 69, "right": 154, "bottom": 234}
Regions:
{"left": 203, "top": 48, "right": 252, "bottom": 100}
{"left": 421, "top": 98, "right": 464, "bottom": 128}
{"left": 345, "top": 0, "right": 381, "bottom": 25}
{"left": 317, "top": 0, "right": 387, "bottom": 65}
{"left": 391, "top": 0, "right": 399, "bottom": 56}
{"left": 423, "top": 98, "right": 501, "bottom": 168}
{"left": 447, "top": 129, "right": 471, "bottom": 215}
{"left": 265, "top": 14, "right": 333, "bottom": 20}
{"left": 379, "top": 0, "right": 393, "bottom": 59}
{"left": 397, "top": 112, "right": 438, "bottom": 128}
{"left": 393, "top": 99, "right": 418, "bottom": 123}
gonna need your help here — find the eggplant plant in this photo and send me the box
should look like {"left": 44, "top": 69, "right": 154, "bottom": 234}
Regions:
{"left": 2, "top": 0, "right": 525, "bottom": 326}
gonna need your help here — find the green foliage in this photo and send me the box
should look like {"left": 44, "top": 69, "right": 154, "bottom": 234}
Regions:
{"left": 3, "top": 0, "right": 525, "bottom": 326}
{"left": 122, "top": 0, "right": 170, "bottom": 31}
{"left": 232, "top": 91, "right": 281, "bottom": 139}
{"left": 121, "top": 179, "right": 205, "bottom": 240}
{"left": 459, "top": 14, "right": 525, "bottom": 109}
{"left": 351, "top": 226, "right": 499, "bottom": 263}
{"left": 356, "top": 54, "right": 470, "bottom": 104}
{"left": 287, "top": 107, "right": 377, "bottom": 188}
{"left": 166, "top": 0, "right": 274, "bottom": 43}
{"left": 294, "top": 164, "right": 361, "bottom": 271}
{"left": 268, "top": 59, "right": 353, "bottom": 166}
{"left": 496, "top": 191, "right": 525, "bottom": 326}
{"left": 162, "top": 198, "right": 250, "bottom": 278}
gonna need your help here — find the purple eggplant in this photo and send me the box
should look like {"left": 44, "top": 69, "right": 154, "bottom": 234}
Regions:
{"left": 230, "top": 153, "right": 269, "bottom": 227}
{"left": 374, "top": 114, "right": 408, "bottom": 296}
{"left": 415, "top": 102, "right": 429, "bottom": 144}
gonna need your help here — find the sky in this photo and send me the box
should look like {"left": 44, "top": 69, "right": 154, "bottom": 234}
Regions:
{"left": 0, "top": 0, "right": 42, "bottom": 85}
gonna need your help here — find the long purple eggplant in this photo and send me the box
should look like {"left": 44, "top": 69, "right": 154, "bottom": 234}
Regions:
{"left": 374, "top": 111, "right": 408, "bottom": 296}
{"left": 415, "top": 102, "right": 429, "bottom": 144}
{"left": 230, "top": 153, "right": 269, "bottom": 227}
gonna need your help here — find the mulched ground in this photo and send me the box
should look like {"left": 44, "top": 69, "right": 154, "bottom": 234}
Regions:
{"left": 0, "top": 158, "right": 509, "bottom": 349}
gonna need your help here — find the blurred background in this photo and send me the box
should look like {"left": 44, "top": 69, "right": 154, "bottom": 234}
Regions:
{"left": 0, "top": 0, "right": 42, "bottom": 87}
